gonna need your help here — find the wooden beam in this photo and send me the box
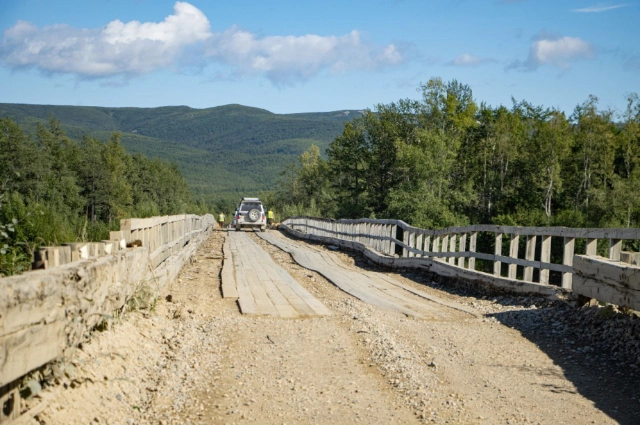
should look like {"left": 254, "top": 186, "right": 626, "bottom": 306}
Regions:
{"left": 494, "top": 233, "right": 503, "bottom": 277}
{"left": 539, "top": 235, "right": 551, "bottom": 284}
{"left": 468, "top": 232, "right": 477, "bottom": 270}
{"left": 609, "top": 239, "right": 622, "bottom": 261}
{"left": 508, "top": 234, "right": 519, "bottom": 279}
{"left": 524, "top": 235, "right": 537, "bottom": 282}
{"left": 586, "top": 238, "right": 597, "bottom": 256}
{"left": 457, "top": 233, "right": 467, "bottom": 268}
{"left": 562, "top": 237, "right": 575, "bottom": 290}
{"left": 441, "top": 235, "right": 449, "bottom": 264}
{"left": 408, "top": 232, "right": 416, "bottom": 258}
{"left": 448, "top": 234, "right": 457, "bottom": 265}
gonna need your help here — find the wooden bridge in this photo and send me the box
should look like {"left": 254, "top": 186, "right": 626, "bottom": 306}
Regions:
{"left": 1, "top": 213, "right": 639, "bottom": 424}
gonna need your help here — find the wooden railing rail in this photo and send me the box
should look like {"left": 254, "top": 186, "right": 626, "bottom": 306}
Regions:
{"left": 33, "top": 214, "right": 215, "bottom": 270}
{"left": 283, "top": 216, "right": 640, "bottom": 306}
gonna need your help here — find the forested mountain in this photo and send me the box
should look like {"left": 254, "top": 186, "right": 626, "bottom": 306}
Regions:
{"left": 0, "top": 103, "right": 361, "bottom": 202}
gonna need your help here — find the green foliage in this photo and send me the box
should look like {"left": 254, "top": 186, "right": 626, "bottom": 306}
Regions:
{"left": 274, "top": 77, "right": 640, "bottom": 232}
{"left": 0, "top": 117, "right": 200, "bottom": 276}
{"left": 0, "top": 103, "right": 360, "bottom": 203}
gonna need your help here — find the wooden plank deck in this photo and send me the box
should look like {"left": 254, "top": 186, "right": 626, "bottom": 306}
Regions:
{"left": 221, "top": 236, "right": 239, "bottom": 299}
{"left": 228, "top": 231, "right": 330, "bottom": 318}
{"left": 258, "top": 231, "right": 478, "bottom": 319}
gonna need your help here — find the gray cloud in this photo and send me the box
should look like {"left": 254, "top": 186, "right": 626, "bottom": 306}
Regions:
{"left": 0, "top": 1, "right": 404, "bottom": 85}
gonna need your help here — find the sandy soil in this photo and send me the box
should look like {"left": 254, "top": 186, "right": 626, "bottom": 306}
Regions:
{"left": 21, "top": 229, "right": 640, "bottom": 425}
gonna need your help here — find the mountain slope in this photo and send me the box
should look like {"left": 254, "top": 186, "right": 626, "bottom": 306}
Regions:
{"left": 0, "top": 103, "right": 361, "bottom": 202}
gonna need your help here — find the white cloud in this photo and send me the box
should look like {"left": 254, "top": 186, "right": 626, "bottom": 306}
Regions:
{"left": 508, "top": 35, "right": 595, "bottom": 71}
{"left": 1, "top": 2, "right": 211, "bottom": 77}
{"left": 0, "top": 2, "right": 404, "bottom": 84}
{"left": 203, "top": 27, "right": 402, "bottom": 85}
{"left": 446, "top": 53, "right": 496, "bottom": 67}
{"left": 572, "top": 3, "right": 628, "bottom": 13}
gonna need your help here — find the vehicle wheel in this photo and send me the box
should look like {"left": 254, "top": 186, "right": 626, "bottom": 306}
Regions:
{"left": 247, "top": 209, "right": 260, "bottom": 222}
{"left": 260, "top": 226, "right": 266, "bottom": 232}
{"left": 236, "top": 225, "right": 241, "bottom": 231}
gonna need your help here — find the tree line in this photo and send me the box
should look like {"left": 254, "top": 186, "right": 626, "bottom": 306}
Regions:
{"left": 272, "top": 78, "right": 640, "bottom": 233}
{"left": 0, "top": 117, "right": 203, "bottom": 276}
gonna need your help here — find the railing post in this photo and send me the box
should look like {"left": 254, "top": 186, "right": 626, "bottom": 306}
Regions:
{"left": 562, "top": 237, "right": 575, "bottom": 289}
{"left": 468, "top": 232, "right": 477, "bottom": 270}
{"left": 524, "top": 235, "right": 537, "bottom": 282}
{"left": 494, "top": 233, "right": 502, "bottom": 276}
{"left": 432, "top": 235, "right": 440, "bottom": 260}
{"left": 408, "top": 231, "right": 416, "bottom": 257}
{"left": 416, "top": 233, "right": 423, "bottom": 257}
{"left": 457, "top": 233, "right": 467, "bottom": 268}
{"left": 369, "top": 223, "right": 374, "bottom": 249}
{"left": 402, "top": 228, "right": 409, "bottom": 258}
{"left": 424, "top": 235, "right": 431, "bottom": 258}
{"left": 586, "top": 238, "right": 597, "bottom": 256}
{"left": 441, "top": 234, "right": 449, "bottom": 263}
{"left": 380, "top": 224, "right": 391, "bottom": 255}
{"left": 121, "top": 219, "right": 132, "bottom": 244}
{"left": 539, "top": 235, "right": 551, "bottom": 284}
{"left": 609, "top": 238, "right": 621, "bottom": 261}
{"left": 448, "top": 234, "right": 456, "bottom": 265}
{"left": 390, "top": 224, "right": 397, "bottom": 256}
{"left": 508, "top": 234, "right": 519, "bottom": 279}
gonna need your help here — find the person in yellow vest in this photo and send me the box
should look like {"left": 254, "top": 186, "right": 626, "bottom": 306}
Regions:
{"left": 267, "top": 209, "right": 275, "bottom": 228}
{"left": 218, "top": 212, "right": 225, "bottom": 229}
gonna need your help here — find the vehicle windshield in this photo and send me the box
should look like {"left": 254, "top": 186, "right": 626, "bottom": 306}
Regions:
{"left": 239, "top": 202, "right": 261, "bottom": 212}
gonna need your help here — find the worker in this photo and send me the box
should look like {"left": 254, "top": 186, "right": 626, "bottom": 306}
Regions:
{"left": 267, "top": 209, "right": 275, "bottom": 228}
{"left": 218, "top": 211, "right": 225, "bottom": 229}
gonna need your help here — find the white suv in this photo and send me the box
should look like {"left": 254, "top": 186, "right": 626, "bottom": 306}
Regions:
{"left": 235, "top": 198, "right": 267, "bottom": 232}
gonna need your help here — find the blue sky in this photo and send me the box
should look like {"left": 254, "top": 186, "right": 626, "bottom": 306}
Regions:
{"left": 0, "top": 0, "right": 638, "bottom": 115}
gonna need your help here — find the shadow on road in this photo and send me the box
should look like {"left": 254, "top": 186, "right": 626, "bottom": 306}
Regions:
{"left": 488, "top": 306, "right": 640, "bottom": 425}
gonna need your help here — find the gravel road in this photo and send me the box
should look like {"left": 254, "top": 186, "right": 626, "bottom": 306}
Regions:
{"left": 24, "top": 230, "right": 640, "bottom": 425}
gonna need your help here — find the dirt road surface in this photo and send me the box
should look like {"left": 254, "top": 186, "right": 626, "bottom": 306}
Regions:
{"left": 23, "top": 230, "right": 640, "bottom": 425}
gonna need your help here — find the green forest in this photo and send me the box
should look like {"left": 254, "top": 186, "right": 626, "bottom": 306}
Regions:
{"left": 0, "top": 103, "right": 358, "bottom": 204}
{"left": 271, "top": 78, "right": 640, "bottom": 233}
{"left": 0, "top": 117, "right": 201, "bottom": 276}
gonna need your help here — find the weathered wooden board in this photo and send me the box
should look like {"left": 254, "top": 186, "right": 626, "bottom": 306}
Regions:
{"left": 229, "top": 231, "right": 330, "bottom": 318}
{"left": 573, "top": 255, "right": 640, "bottom": 310}
{"left": 258, "top": 231, "right": 475, "bottom": 319}
{"left": 221, "top": 237, "right": 239, "bottom": 299}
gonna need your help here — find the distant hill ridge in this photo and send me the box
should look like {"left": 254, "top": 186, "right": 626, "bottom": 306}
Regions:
{"left": 0, "top": 103, "right": 362, "bottom": 202}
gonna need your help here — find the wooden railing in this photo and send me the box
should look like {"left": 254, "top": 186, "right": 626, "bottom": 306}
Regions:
{"left": 283, "top": 217, "right": 640, "bottom": 308}
{"left": 113, "top": 214, "right": 216, "bottom": 268}
{"left": 1, "top": 214, "right": 216, "bottom": 420}
{"left": 34, "top": 214, "right": 215, "bottom": 269}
